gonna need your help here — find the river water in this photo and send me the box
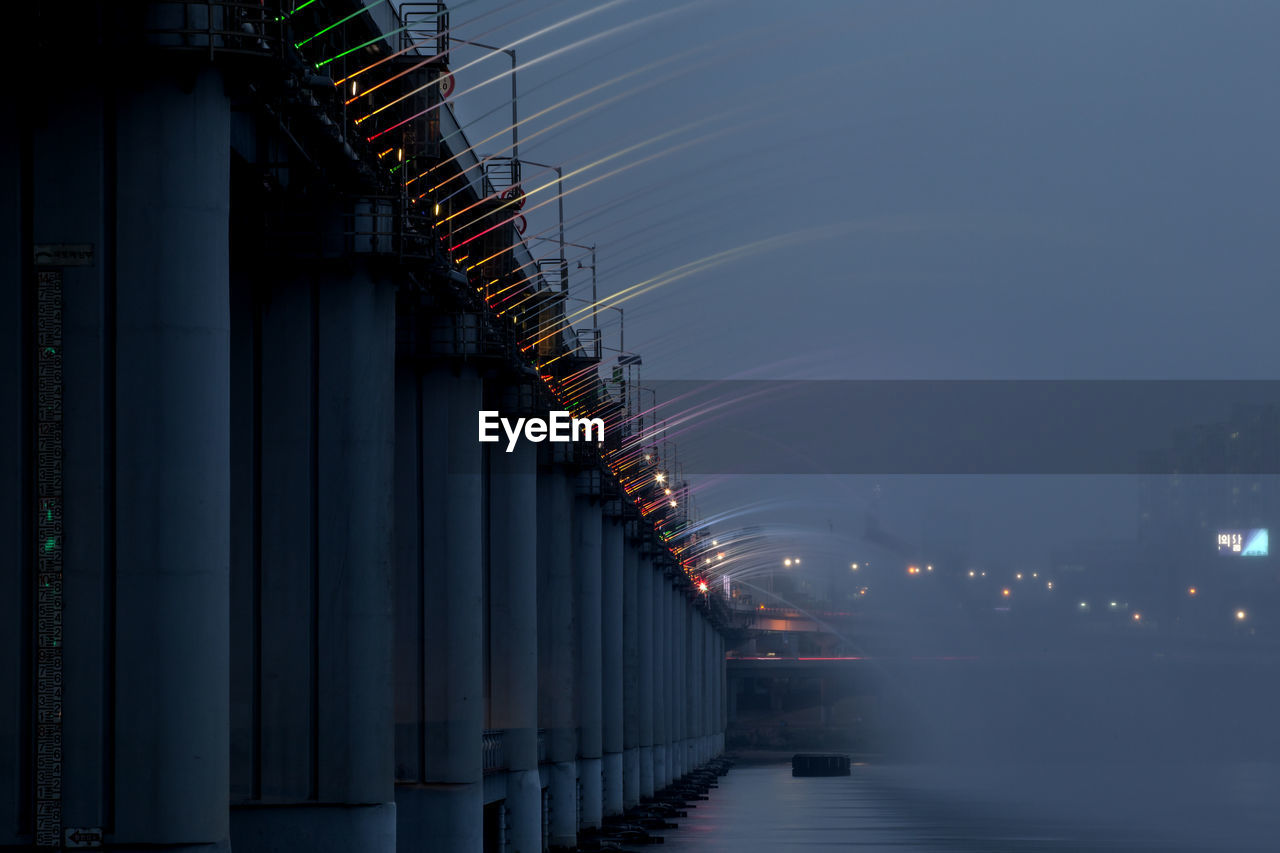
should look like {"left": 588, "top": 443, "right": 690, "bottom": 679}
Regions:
{"left": 638, "top": 760, "right": 1280, "bottom": 852}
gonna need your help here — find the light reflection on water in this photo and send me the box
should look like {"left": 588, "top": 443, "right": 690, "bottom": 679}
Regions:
{"left": 637, "top": 761, "right": 1280, "bottom": 852}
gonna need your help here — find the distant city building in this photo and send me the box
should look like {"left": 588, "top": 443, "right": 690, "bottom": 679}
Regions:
{"left": 1138, "top": 403, "right": 1280, "bottom": 623}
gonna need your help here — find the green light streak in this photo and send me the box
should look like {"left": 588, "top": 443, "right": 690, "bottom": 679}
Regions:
{"left": 273, "top": 0, "right": 319, "bottom": 23}
{"left": 295, "top": 0, "right": 389, "bottom": 50}
{"left": 44, "top": 537, "right": 57, "bottom": 552}
{"left": 314, "top": 23, "right": 412, "bottom": 69}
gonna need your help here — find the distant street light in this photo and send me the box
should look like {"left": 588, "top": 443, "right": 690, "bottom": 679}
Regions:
{"left": 1236, "top": 609, "right": 1248, "bottom": 622}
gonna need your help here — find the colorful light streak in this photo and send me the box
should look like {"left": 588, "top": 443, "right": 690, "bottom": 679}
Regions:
{"left": 355, "top": 0, "right": 634, "bottom": 134}
{"left": 285, "top": 0, "right": 775, "bottom": 584}
{"left": 294, "top": 0, "right": 390, "bottom": 50}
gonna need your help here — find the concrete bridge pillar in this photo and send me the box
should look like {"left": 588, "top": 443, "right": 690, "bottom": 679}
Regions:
{"left": 710, "top": 630, "right": 719, "bottom": 755}
{"left": 486, "top": 381, "right": 541, "bottom": 853}
{"left": 636, "top": 552, "right": 655, "bottom": 799}
{"left": 675, "top": 589, "right": 686, "bottom": 773}
{"left": 707, "top": 621, "right": 718, "bottom": 760}
{"left": 231, "top": 257, "right": 397, "bottom": 853}
{"left": 601, "top": 512, "right": 625, "bottom": 817}
{"left": 715, "top": 630, "right": 726, "bottom": 754}
{"left": 538, "top": 459, "right": 577, "bottom": 848}
{"left": 621, "top": 540, "right": 641, "bottom": 808}
{"left": 574, "top": 489, "right": 604, "bottom": 830}
{"left": 651, "top": 569, "right": 668, "bottom": 791}
{"left": 683, "top": 604, "right": 694, "bottom": 771}
{"left": 696, "top": 612, "right": 706, "bottom": 763}
{"left": 669, "top": 583, "right": 684, "bottom": 782}
{"left": 696, "top": 607, "right": 706, "bottom": 758}
{"left": 114, "top": 67, "right": 233, "bottom": 852}
{"left": 394, "top": 363, "right": 485, "bottom": 852}
{"left": 706, "top": 620, "right": 715, "bottom": 762}
{"left": 3, "top": 68, "right": 231, "bottom": 851}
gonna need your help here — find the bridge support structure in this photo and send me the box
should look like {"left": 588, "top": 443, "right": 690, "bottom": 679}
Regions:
{"left": 621, "top": 535, "right": 642, "bottom": 809}
{"left": 486, "top": 380, "right": 544, "bottom": 853}
{"left": 652, "top": 562, "right": 669, "bottom": 791}
{"left": 4, "top": 5, "right": 733, "bottom": 851}
{"left": 397, "top": 359, "right": 487, "bottom": 851}
{"left": 538, "top": 453, "right": 578, "bottom": 849}
{"left": 114, "top": 66, "right": 235, "bottom": 853}
{"left": 230, "top": 233, "right": 398, "bottom": 851}
{"left": 601, "top": 506, "right": 625, "bottom": 818}
{"left": 573, "top": 477, "right": 604, "bottom": 831}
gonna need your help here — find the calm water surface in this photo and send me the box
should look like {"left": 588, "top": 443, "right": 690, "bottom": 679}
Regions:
{"left": 636, "top": 761, "right": 1280, "bottom": 852}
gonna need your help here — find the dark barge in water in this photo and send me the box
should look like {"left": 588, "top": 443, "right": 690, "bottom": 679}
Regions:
{"left": 792, "top": 753, "right": 852, "bottom": 776}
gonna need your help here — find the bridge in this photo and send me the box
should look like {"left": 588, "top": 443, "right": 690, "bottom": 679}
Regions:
{"left": 1, "top": 3, "right": 733, "bottom": 851}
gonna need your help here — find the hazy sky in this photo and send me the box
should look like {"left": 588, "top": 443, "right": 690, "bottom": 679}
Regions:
{"left": 450, "top": 0, "right": 1280, "bottom": 568}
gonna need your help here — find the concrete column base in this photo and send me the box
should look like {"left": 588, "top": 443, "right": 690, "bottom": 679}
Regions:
{"left": 232, "top": 803, "right": 394, "bottom": 853}
{"left": 506, "top": 768, "right": 543, "bottom": 853}
{"left": 653, "top": 745, "right": 668, "bottom": 791}
{"left": 638, "top": 745, "right": 654, "bottom": 799}
{"left": 578, "top": 756, "right": 603, "bottom": 829}
{"left": 623, "top": 747, "right": 640, "bottom": 807}
{"left": 396, "top": 784, "right": 481, "bottom": 852}
{"left": 548, "top": 760, "right": 577, "bottom": 848}
{"left": 602, "top": 752, "right": 624, "bottom": 816}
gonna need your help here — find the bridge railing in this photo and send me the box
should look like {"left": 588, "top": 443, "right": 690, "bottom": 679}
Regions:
{"left": 134, "top": 1, "right": 289, "bottom": 57}
{"left": 398, "top": 2, "right": 449, "bottom": 56}
{"left": 482, "top": 729, "right": 506, "bottom": 775}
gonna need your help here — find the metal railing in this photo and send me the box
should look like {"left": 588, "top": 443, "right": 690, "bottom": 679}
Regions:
{"left": 137, "top": 0, "right": 286, "bottom": 58}
{"left": 482, "top": 729, "right": 506, "bottom": 775}
{"left": 399, "top": 2, "right": 449, "bottom": 55}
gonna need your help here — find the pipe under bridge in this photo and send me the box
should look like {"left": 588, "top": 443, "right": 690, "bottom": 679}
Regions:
{"left": 1, "top": 2, "right": 729, "bottom": 851}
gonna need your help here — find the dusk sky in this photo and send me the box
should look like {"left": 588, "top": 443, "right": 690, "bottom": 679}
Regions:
{"left": 452, "top": 0, "right": 1280, "bottom": 571}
